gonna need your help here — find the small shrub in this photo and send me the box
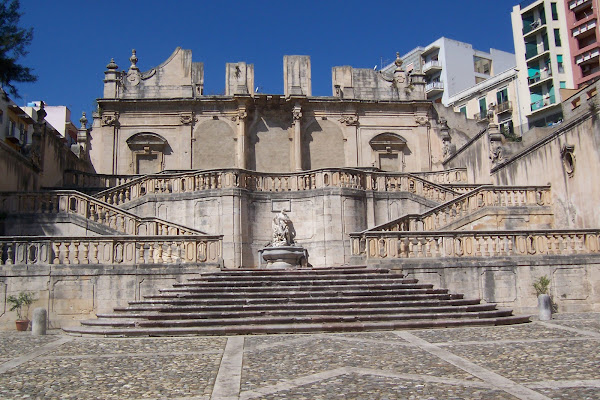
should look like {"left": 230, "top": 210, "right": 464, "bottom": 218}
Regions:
{"left": 533, "top": 276, "right": 550, "bottom": 296}
{"left": 7, "top": 291, "right": 37, "bottom": 321}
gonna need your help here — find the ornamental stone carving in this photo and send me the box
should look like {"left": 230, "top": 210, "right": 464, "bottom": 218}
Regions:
{"left": 271, "top": 211, "right": 294, "bottom": 247}
{"left": 339, "top": 115, "right": 358, "bottom": 126}
{"left": 180, "top": 113, "right": 198, "bottom": 125}
{"left": 101, "top": 112, "right": 119, "bottom": 127}
{"left": 415, "top": 116, "right": 429, "bottom": 126}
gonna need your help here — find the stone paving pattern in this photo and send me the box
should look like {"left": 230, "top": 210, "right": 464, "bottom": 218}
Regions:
{"left": 0, "top": 313, "right": 597, "bottom": 399}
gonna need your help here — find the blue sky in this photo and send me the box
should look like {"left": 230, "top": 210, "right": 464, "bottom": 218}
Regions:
{"left": 13, "top": 0, "right": 518, "bottom": 123}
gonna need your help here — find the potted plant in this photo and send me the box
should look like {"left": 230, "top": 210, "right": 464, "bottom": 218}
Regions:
{"left": 533, "top": 276, "right": 552, "bottom": 320}
{"left": 7, "top": 291, "right": 37, "bottom": 331}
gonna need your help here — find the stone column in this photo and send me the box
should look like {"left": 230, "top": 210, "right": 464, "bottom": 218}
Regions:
{"left": 293, "top": 104, "right": 302, "bottom": 171}
{"left": 32, "top": 308, "right": 47, "bottom": 336}
{"left": 235, "top": 107, "right": 248, "bottom": 169}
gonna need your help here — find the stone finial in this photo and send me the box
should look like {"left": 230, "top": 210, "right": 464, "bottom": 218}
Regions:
{"left": 106, "top": 58, "right": 118, "bottom": 70}
{"left": 394, "top": 52, "right": 403, "bottom": 69}
{"left": 36, "top": 101, "right": 46, "bottom": 122}
{"left": 79, "top": 112, "right": 88, "bottom": 129}
{"left": 129, "top": 49, "right": 139, "bottom": 71}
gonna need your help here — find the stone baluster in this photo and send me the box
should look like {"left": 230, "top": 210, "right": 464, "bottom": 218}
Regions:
{"left": 165, "top": 242, "right": 173, "bottom": 263}
{"left": 73, "top": 242, "right": 80, "bottom": 264}
{"left": 5, "top": 242, "right": 13, "bottom": 265}
{"left": 53, "top": 242, "right": 61, "bottom": 264}
{"left": 157, "top": 242, "right": 163, "bottom": 263}
{"left": 483, "top": 236, "right": 490, "bottom": 257}
{"left": 63, "top": 242, "right": 71, "bottom": 264}
{"left": 138, "top": 243, "right": 146, "bottom": 264}
{"left": 81, "top": 242, "right": 89, "bottom": 264}
{"left": 0, "top": 243, "right": 4, "bottom": 265}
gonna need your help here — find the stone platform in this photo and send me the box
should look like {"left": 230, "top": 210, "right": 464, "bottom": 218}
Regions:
{"left": 64, "top": 266, "right": 528, "bottom": 336}
{"left": 0, "top": 313, "right": 599, "bottom": 399}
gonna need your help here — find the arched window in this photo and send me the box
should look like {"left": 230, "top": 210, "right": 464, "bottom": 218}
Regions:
{"left": 369, "top": 133, "right": 407, "bottom": 172}
{"left": 126, "top": 132, "right": 168, "bottom": 174}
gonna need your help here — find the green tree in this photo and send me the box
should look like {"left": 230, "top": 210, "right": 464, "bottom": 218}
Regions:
{"left": 0, "top": 0, "right": 36, "bottom": 97}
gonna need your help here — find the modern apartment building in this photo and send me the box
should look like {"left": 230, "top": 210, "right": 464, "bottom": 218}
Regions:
{"left": 383, "top": 38, "right": 516, "bottom": 106}
{"left": 512, "top": 0, "right": 576, "bottom": 128}
{"left": 564, "top": 0, "right": 600, "bottom": 87}
{"left": 446, "top": 68, "right": 528, "bottom": 137}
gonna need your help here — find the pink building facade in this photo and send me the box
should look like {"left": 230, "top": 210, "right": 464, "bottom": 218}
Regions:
{"left": 565, "top": 0, "right": 600, "bottom": 87}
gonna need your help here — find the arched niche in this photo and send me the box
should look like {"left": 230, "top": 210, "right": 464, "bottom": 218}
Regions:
{"left": 193, "top": 119, "right": 236, "bottom": 169}
{"left": 369, "top": 132, "right": 408, "bottom": 172}
{"left": 302, "top": 119, "right": 345, "bottom": 170}
{"left": 126, "top": 132, "right": 168, "bottom": 174}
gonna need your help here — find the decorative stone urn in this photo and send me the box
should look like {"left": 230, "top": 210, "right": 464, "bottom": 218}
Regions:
{"left": 259, "top": 211, "right": 309, "bottom": 269}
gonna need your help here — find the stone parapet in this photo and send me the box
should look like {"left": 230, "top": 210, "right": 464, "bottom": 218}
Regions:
{"left": 366, "top": 185, "right": 552, "bottom": 232}
{"left": 0, "top": 235, "right": 223, "bottom": 266}
{"left": 350, "top": 229, "right": 600, "bottom": 260}
{"left": 0, "top": 191, "right": 204, "bottom": 236}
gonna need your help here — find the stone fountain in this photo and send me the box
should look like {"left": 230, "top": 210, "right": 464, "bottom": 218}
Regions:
{"left": 258, "top": 211, "right": 308, "bottom": 269}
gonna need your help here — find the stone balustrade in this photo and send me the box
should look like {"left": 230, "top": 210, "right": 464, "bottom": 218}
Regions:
{"left": 94, "top": 168, "right": 459, "bottom": 207}
{"left": 0, "top": 235, "right": 223, "bottom": 266}
{"left": 369, "top": 185, "right": 552, "bottom": 232}
{"left": 0, "top": 191, "right": 203, "bottom": 236}
{"left": 350, "top": 229, "right": 600, "bottom": 260}
{"left": 409, "top": 168, "right": 468, "bottom": 184}
{"left": 63, "top": 170, "right": 139, "bottom": 189}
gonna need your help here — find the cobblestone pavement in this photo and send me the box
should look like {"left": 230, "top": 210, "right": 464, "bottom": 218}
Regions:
{"left": 0, "top": 313, "right": 598, "bottom": 399}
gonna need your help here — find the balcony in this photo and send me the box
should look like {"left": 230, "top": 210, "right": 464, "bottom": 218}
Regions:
{"left": 425, "top": 81, "right": 444, "bottom": 94}
{"left": 422, "top": 60, "right": 442, "bottom": 74}
{"left": 526, "top": 44, "right": 550, "bottom": 62}
{"left": 531, "top": 95, "right": 556, "bottom": 112}
{"left": 496, "top": 101, "right": 513, "bottom": 114}
{"left": 473, "top": 111, "right": 489, "bottom": 123}
{"left": 528, "top": 69, "right": 552, "bottom": 87}
{"left": 572, "top": 19, "right": 597, "bottom": 37}
{"left": 570, "top": 0, "right": 592, "bottom": 10}
{"left": 523, "top": 19, "right": 545, "bottom": 36}
{"left": 576, "top": 47, "right": 600, "bottom": 64}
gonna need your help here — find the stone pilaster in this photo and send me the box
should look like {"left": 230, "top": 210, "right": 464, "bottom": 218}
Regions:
{"left": 293, "top": 104, "right": 302, "bottom": 171}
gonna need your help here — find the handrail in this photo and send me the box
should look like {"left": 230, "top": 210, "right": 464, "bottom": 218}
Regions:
{"left": 364, "top": 185, "right": 552, "bottom": 233}
{"left": 0, "top": 191, "right": 205, "bottom": 236}
{"left": 0, "top": 235, "right": 223, "bottom": 266}
{"left": 349, "top": 229, "right": 600, "bottom": 260}
{"left": 86, "top": 168, "right": 460, "bottom": 207}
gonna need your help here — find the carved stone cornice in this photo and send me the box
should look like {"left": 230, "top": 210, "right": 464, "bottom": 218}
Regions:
{"left": 231, "top": 108, "right": 248, "bottom": 125}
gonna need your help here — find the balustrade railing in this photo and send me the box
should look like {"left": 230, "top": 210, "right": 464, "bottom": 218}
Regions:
{"left": 63, "top": 170, "right": 139, "bottom": 189}
{"left": 367, "top": 185, "right": 551, "bottom": 233}
{"left": 408, "top": 168, "right": 468, "bottom": 185}
{"left": 0, "top": 191, "right": 203, "bottom": 236}
{"left": 350, "top": 229, "right": 600, "bottom": 260}
{"left": 0, "top": 235, "right": 222, "bottom": 266}
{"left": 92, "top": 168, "right": 459, "bottom": 207}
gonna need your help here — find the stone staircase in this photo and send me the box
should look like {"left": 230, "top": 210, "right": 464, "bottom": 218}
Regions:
{"left": 63, "top": 266, "right": 529, "bottom": 336}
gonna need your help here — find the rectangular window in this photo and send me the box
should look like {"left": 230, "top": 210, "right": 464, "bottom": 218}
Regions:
{"left": 554, "top": 29, "right": 561, "bottom": 47}
{"left": 478, "top": 97, "right": 487, "bottom": 119}
{"left": 551, "top": 3, "right": 559, "bottom": 20}
{"left": 496, "top": 87, "right": 509, "bottom": 104}
{"left": 557, "top": 54, "right": 564, "bottom": 73}
{"left": 459, "top": 106, "right": 467, "bottom": 116}
{"left": 560, "top": 81, "right": 566, "bottom": 89}
{"left": 500, "top": 119, "right": 514, "bottom": 136}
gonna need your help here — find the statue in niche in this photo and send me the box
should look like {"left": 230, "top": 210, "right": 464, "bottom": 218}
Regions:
{"left": 271, "top": 211, "right": 294, "bottom": 247}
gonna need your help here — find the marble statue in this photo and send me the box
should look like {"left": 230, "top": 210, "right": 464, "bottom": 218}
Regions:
{"left": 271, "top": 211, "right": 293, "bottom": 247}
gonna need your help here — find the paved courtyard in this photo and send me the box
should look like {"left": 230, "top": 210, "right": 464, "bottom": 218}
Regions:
{"left": 0, "top": 313, "right": 598, "bottom": 399}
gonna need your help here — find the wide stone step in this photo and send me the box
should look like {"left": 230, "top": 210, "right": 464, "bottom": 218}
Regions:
{"left": 191, "top": 273, "right": 406, "bottom": 283}
{"left": 154, "top": 287, "right": 447, "bottom": 298}
{"left": 116, "top": 298, "right": 482, "bottom": 313}
{"left": 141, "top": 292, "right": 461, "bottom": 304}
{"left": 64, "top": 315, "right": 531, "bottom": 337}
{"left": 98, "top": 303, "right": 499, "bottom": 320}
{"left": 200, "top": 266, "right": 384, "bottom": 277}
{"left": 172, "top": 278, "right": 422, "bottom": 289}
{"left": 82, "top": 309, "right": 515, "bottom": 329}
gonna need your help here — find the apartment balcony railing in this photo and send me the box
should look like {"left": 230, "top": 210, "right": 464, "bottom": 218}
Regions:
{"left": 523, "top": 18, "right": 545, "bottom": 35}
{"left": 473, "top": 111, "right": 489, "bottom": 123}
{"left": 526, "top": 44, "right": 549, "bottom": 60}
{"left": 569, "top": 0, "right": 592, "bottom": 11}
{"left": 528, "top": 69, "right": 552, "bottom": 85}
{"left": 496, "top": 101, "right": 513, "bottom": 114}
{"left": 425, "top": 81, "right": 444, "bottom": 92}
{"left": 422, "top": 60, "right": 442, "bottom": 73}
{"left": 531, "top": 95, "right": 556, "bottom": 111}
{"left": 572, "top": 19, "right": 597, "bottom": 37}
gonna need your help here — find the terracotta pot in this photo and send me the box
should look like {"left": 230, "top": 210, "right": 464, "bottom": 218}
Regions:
{"left": 15, "top": 320, "right": 29, "bottom": 331}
